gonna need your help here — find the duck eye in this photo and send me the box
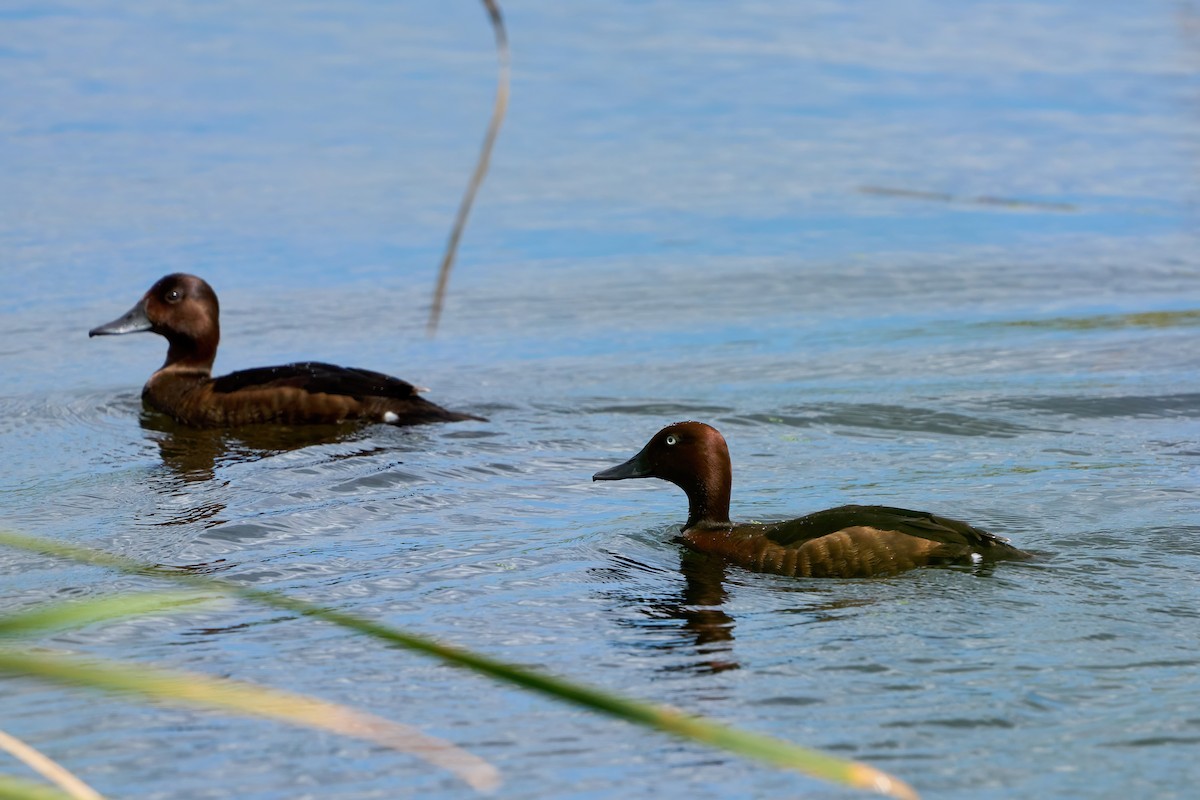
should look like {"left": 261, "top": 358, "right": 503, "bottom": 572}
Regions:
{"left": 165, "top": 289, "right": 181, "bottom": 303}
{"left": 665, "top": 434, "right": 678, "bottom": 446}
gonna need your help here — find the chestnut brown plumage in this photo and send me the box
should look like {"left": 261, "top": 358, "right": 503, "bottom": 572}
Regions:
{"left": 594, "top": 421, "right": 1030, "bottom": 578}
{"left": 90, "top": 274, "right": 483, "bottom": 428}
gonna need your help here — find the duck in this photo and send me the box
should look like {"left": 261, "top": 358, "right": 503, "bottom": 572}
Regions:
{"left": 593, "top": 421, "right": 1030, "bottom": 578}
{"left": 89, "top": 273, "right": 484, "bottom": 428}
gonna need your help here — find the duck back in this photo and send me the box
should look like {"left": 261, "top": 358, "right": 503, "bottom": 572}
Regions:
{"left": 684, "top": 505, "right": 1029, "bottom": 579}
{"left": 145, "top": 361, "right": 481, "bottom": 427}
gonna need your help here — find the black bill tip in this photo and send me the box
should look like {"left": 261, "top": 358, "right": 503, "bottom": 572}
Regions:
{"left": 593, "top": 453, "right": 652, "bottom": 481}
{"left": 89, "top": 301, "right": 152, "bottom": 337}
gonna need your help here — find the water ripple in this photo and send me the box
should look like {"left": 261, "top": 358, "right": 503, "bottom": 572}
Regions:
{"left": 733, "top": 403, "right": 1044, "bottom": 437}
{"left": 990, "top": 392, "right": 1200, "bottom": 420}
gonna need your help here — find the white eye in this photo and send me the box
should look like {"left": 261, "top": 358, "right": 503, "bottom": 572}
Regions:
{"left": 665, "top": 434, "right": 678, "bottom": 446}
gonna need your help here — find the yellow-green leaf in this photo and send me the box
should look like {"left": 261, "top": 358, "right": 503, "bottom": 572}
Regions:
{"left": 0, "top": 774, "right": 84, "bottom": 800}
{"left": 0, "top": 593, "right": 218, "bottom": 639}
{"left": 0, "top": 650, "right": 499, "bottom": 792}
{"left": 0, "top": 529, "right": 918, "bottom": 799}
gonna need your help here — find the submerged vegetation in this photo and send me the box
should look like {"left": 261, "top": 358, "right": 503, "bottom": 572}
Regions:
{"left": 992, "top": 309, "right": 1200, "bottom": 331}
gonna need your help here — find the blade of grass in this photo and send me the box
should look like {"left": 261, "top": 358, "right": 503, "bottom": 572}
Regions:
{"left": 225, "top": 596, "right": 916, "bottom": 798}
{"left": 0, "top": 650, "right": 499, "bottom": 792}
{"left": 0, "top": 530, "right": 918, "bottom": 799}
{"left": 0, "top": 731, "right": 103, "bottom": 800}
{"left": 0, "top": 775, "right": 83, "bottom": 800}
{"left": 426, "top": 0, "right": 510, "bottom": 335}
{"left": 0, "top": 592, "right": 218, "bottom": 639}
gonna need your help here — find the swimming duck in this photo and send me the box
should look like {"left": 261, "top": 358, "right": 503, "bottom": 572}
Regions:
{"left": 593, "top": 421, "right": 1030, "bottom": 578}
{"left": 89, "top": 273, "right": 483, "bottom": 428}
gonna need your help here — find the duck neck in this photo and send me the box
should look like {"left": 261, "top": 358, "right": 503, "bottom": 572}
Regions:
{"left": 683, "top": 457, "right": 732, "bottom": 529}
{"left": 162, "top": 333, "right": 217, "bottom": 375}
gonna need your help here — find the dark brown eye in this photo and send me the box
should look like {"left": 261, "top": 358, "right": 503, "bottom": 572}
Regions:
{"left": 165, "top": 289, "right": 181, "bottom": 303}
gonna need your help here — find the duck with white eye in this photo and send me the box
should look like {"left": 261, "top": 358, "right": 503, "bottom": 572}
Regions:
{"left": 593, "top": 421, "right": 1030, "bottom": 579}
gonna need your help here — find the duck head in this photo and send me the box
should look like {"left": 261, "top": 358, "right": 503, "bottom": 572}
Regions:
{"left": 593, "top": 420, "right": 733, "bottom": 528}
{"left": 90, "top": 273, "right": 221, "bottom": 371}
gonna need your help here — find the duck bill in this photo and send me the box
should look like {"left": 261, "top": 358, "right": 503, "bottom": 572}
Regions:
{"left": 593, "top": 449, "right": 652, "bottom": 481}
{"left": 89, "top": 300, "right": 152, "bottom": 337}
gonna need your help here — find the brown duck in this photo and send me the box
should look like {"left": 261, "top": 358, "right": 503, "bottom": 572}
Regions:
{"left": 593, "top": 421, "right": 1030, "bottom": 578}
{"left": 89, "top": 273, "right": 483, "bottom": 428}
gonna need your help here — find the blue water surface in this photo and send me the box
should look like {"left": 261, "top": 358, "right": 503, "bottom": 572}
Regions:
{"left": 2, "top": 2, "right": 1199, "bottom": 798}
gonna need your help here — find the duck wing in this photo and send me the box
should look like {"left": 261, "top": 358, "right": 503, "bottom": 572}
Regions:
{"left": 764, "top": 504, "right": 1010, "bottom": 551}
{"left": 211, "top": 362, "right": 420, "bottom": 399}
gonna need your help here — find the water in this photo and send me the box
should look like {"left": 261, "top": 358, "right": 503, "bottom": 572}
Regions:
{"left": 2, "top": 2, "right": 1199, "bottom": 798}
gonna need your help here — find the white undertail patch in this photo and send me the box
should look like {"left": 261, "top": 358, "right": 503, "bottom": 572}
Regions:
{"left": 383, "top": 411, "right": 400, "bottom": 424}
{"left": 970, "top": 552, "right": 983, "bottom": 564}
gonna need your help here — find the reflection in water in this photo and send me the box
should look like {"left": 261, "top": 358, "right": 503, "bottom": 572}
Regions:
{"left": 593, "top": 547, "right": 738, "bottom": 675}
{"left": 140, "top": 410, "right": 365, "bottom": 483}
{"left": 179, "top": 613, "right": 299, "bottom": 638}
{"left": 145, "top": 559, "right": 235, "bottom": 576}
{"left": 600, "top": 543, "right": 911, "bottom": 676}
{"left": 658, "top": 550, "right": 739, "bottom": 674}
{"left": 137, "top": 410, "right": 393, "bottom": 573}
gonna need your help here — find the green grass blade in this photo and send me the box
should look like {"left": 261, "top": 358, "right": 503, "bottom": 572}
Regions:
{"left": 0, "top": 774, "right": 83, "bottom": 800}
{"left": 0, "top": 592, "right": 218, "bottom": 639}
{"left": 0, "top": 649, "right": 499, "bottom": 792}
{"left": 0, "top": 530, "right": 919, "bottom": 799}
{"left": 226, "top": 596, "right": 916, "bottom": 798}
